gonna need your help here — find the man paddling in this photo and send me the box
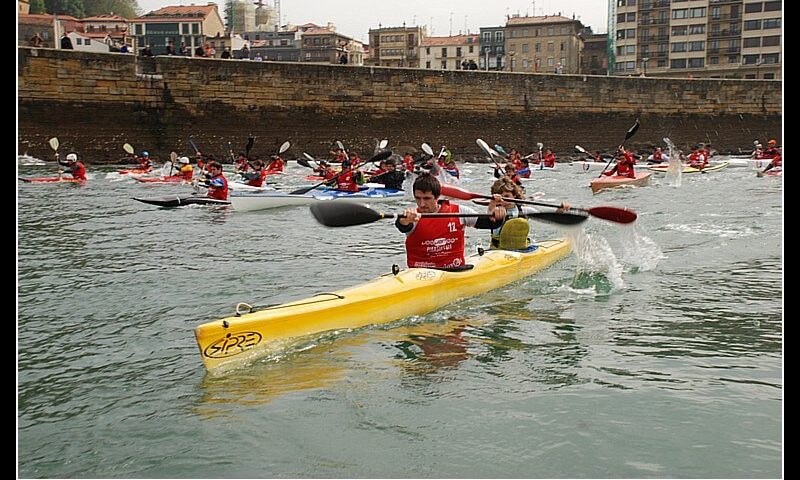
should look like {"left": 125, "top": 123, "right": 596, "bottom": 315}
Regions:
{"left": 602, "top": 146, "right": 636, "bottom": 178}
{"left": 396, "top": 173, "right": 506, "bottom": 269}
{"left": 58, "top": 153, "right": 87, "bottom": 180}
{"left": 200, "top": 161, "right": 228, "bottom": 200}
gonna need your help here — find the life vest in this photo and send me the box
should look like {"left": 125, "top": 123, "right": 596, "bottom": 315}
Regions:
{"left": 405, "top": 201, "right": 466, "bottom": 269}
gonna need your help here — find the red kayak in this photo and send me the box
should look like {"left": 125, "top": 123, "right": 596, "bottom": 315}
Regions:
{"left": 135, "top": 176, "right": 188, "bottom": 184}
{"left": 118, "top": 167, "right": 152, "bottom": 175}
{"left": 305, "top": 175, "right": 324, "bottom": 181}
{"left": 19, "top": 176, "right": 85, "bottom": 183}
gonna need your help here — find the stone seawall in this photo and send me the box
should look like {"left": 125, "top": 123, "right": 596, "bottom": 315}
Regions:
{"left": 18, "top": 47, "right": 782, "bottom": 163}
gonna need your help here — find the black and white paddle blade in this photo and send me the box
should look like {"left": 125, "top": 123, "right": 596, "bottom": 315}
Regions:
{"left": 310, "top": 202, "right": 386, "bottom": 227}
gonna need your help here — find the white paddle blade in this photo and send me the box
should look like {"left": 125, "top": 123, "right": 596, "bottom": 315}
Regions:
{"left": 379, "top": 139, "right": 388, "bottom": 149}
{"left": 279, "top": 141, "right": 291, "bottom": 154}
{"left": 421, "top": 143, "right": 434, "bottom": 156}
{"left": 170, "top": 151, "right": 178, "bottom": 162}
{"left": 574, "top": 145, "right": 586, "bottom": 153}
{"left": 537, "top": 142, "right": 544, "bottom": 150}
{"left": 123, "top": 143, "right": 134, "bottom": 154}
{"left": 48, "top": 137, "right": 59, "bottom": 151}
{"left": 303, "top": 152, "right": 316, "bottom": 161}
{"left": 476, "top": 139, "right": 499, "bottom": 158}
{"left": 336, "top": 140, "right": 345, "bottom": 151}
{"left": 160, "top": 162, "right": 172, "bottom": 176}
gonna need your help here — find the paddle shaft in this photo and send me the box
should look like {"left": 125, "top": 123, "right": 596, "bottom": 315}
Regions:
{"left": 598, "top": 120, "right": 640, "bottom": 178}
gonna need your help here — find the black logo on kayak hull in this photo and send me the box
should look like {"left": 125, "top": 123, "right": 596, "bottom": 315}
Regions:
{"left": 204, "top": 331, "right": 262, "bottom": 358}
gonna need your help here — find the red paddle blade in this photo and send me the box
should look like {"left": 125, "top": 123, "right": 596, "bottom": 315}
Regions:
{"left": 586, "top": 206, "right": 637, "bottom": 224}
{"left": 440, "top": 184, "right": 482, "bottom": 200}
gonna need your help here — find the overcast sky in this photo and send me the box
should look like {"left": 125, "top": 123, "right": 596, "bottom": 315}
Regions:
{"left": 137, "top": 0, "right": 608, "bottom": 42}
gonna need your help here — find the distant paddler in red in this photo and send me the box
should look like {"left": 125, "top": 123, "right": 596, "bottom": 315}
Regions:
{"left": 602, "top": 146, "right": 636, "bottom": 178}
{"left": 138, "top": 151, "right": 153, "bottom": 170}
{"left": 266, "top": 154, "right": 285, "bottom": 173}
{"left": 402, "top": 153, "right": 415, "bottom": 172}
{"left": 58, "top": 153, "right": 87, "bottom": 180}
{"left": 686, "top": 145, "right": 708, "bottom": 170}
{"left": 201, "top": 161, "right": 228, "bottom": 200}
{"left": 175, "top": 156, "right": 194, "bottom": 180}
{"left": 243, "top": 160, "right": 269, "bottom": 187}
{"left": 331, "top": 159, "right": 360, "bottom": 192}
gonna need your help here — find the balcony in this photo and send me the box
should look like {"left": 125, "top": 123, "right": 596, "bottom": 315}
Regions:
{"left": 638, "top": 17, "right": 668, "bottom": 26}
{"left": 710, "top": 13, "right": 741, "bottom": 20}
{"left": 640, "top": 34, "right": 669, "bottom": 42}
{"left": 640, "top": 1, "right": 669, "bottom": 9}
{"left": 709, "top": 29, "right": 741, "bottom": 38}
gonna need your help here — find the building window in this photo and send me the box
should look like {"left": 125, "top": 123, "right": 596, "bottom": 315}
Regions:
{"left": 625, "top": 61, "right": 635, "bottom": 70}
{"left": 535, "top": 43, "right": 540, "bottom": 52}
{"left": 547, "top": 41, "right": 554, "bottom": 52}
{"left": 560, "top": 57, "right": 567, "bottom": 67}
{"left": 441, "top": 60, "right": 447, "bottom": 69}
{"left": 763, "top": 18, "right": 781, "bottom": 29}
{"left": 495, "top": 31, "right": 504, "bottom": 42}
{"left": 671, "top": 42, "right": 687, "bottom": 52}
{"left": 671, "top": 26, "right": 687, "bottom": 36}
{"left": 764, "top": 1, "right": 780, "bottom": 11}
{"left": 762, "top": 35, "right": 780, "bottom": 47}
{"left": 688, "top": 24, "right": 705, "bottom": 35}
{"left": 560, "top": 42, "right": 565, "bottom": 51}
{"left": 192, "top": 23, "right": 199, "bottom": 34}
{"left": 761, "top": 53, "right": 779, "bottom": 64}
{"left": 135, "top": 24, "right": 142, "bottom": 35}
{"left": 689, "top": 7, "right": 705, "bottom": 18}
{"left": 742, "top": 54, "right": 759, "bottom": 65}
{"left": 744, "top": 20, "right": 761, "bottom": 31}
{"left": 561, "top": 26, "right": 569, "bottom": 34}
{"left": 547, "top": 57, "right": 554, "bottom": 66}
{"left": 672, "top": 9, "right": 688, "bottom": 19}
{"left": 688, "top": 58, "right": 704, "bottom": 68}
{"left": 441, "top": 48, "right": 447, "bottom": 57}
{"left": 483, "top": 32, "right": 491, "bottom": 43}
{"left": 626, "top": 45, "right": 635, "bottom": 55}
{"left": 76, "top": 38, "right": 82, "bottom": 45}
{"left": 627, "top": 12, "right": 636, "bottom": 22}
{"left": 763, "top": 73, "right": 775, "bottom": 79}
{"left": 710, "top": 57, "right": 719, "bottom": 64}
{"left": 456, "top": 47, "right": 462, "bottom": 57}
{"left": 523, "top": 59, "right": 530, "bottom": 68}
{"left": 728, "top": 55, "right": 739, "bottom": 63}
{"left": 426, "top": 47, "right": 430, "bottom": 54}
{"left": 743, "top": 37, "right": 760, "bottom": 48}
{"left": 522, "top": 43, "right": 528, "bottom": 53}
{"left": 522, "top": 29, "right": 528, "bottom": 37}
{"left": 670, "top": 58, "right": 687, "bottom": 68}
{"left": 626, "top": 28, "right": 635, "bottom": 38}
{"left": 469, "top": 45, "right": 473, "bottom": 53}
{"left": 689, "top": 41, "right": 704, "bottom": 51}
{"left": 744, "top": 2, "right": 762, "bottom": 13}
{"left": 426, "top": 61, "right": 431, "bottom": 68}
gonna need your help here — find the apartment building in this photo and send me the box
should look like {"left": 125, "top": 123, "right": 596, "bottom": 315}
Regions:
{"left": 479, "top": 26, "right": 506, "bottom": 70}
{"left": 419, "top": 35, "right": 480, "bottom": 70}
{"left": 610, "top": 0, "right": 781, "bottom": 79}
{"left": 130, "top": 4, "right": 225, "bottom": 56}
{"left": 368, "top": 25, "right": 425, "bottom": 67}
{"left": 504, "top": 15, "right": 584, "bottom": 73}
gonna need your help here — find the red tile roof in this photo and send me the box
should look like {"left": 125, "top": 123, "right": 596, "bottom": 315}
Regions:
{"left": 420, "top": 34, "right": 479, "bottom": 47}
{"left": 132, "top": 4, "right": 216, "bottom": 22}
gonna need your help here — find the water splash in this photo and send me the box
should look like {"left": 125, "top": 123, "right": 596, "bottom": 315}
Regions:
{"left": 663, "top": 137, "right": 682, "bottom": 187}
{"left": 567, "top": 229, "right": 625, "bottom": 293}
{"left": 619, "top": 224, "right": 664, "bottom": 272}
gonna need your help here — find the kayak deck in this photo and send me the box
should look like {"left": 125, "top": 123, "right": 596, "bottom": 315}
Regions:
{"left": 133, "top": 195, "right": 231, "bottom": 207}
{"left": 194, "top": 239, "right": 571, "bottom": 371}
{"left": 590, "top": 172, "right": 652, "bottom": 193}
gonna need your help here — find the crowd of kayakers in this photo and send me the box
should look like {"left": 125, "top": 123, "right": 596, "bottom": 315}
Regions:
{"left": 26, "top": 135, "right": 781, "bottom": 266}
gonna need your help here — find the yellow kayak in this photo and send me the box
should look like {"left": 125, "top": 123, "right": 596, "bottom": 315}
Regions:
{"left": 648, "top": 161, "right": 729, "bottom": 174}
{"left": 194, "top": 239, "right": 572, "bottom": 371}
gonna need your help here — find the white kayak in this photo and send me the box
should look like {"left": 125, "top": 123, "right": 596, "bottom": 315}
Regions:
{"left": 231, "top": 187, "right": 406, "bottom": 212}
{"left": 571, "top": 161, "right": 612, "bottom": 172}
{"left": 228, "top": 180, "right": 276, "bottom": 193}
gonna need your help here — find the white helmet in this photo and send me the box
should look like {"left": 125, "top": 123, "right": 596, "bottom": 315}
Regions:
{"left": 66, "top": 153, "right": 77, "bottom": 161}
{"left": 179, "top": 156, "right": 190, "bottom": 164}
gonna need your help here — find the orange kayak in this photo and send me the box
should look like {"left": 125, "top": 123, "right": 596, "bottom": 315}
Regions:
{"left": 590, "top": 172, "right": 652, "bottom": 193}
